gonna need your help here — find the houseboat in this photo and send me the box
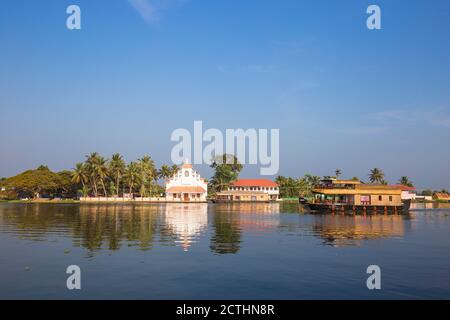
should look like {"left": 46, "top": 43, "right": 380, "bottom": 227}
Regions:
{"left": 305, "top": 179, "right": 411, "bottom": 213}
{"left": 214, "top": 179, "right": 280, "bottom": 202}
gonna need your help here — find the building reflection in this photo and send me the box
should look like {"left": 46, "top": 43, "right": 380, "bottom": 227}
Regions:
{"left": 312, "top": 214, "right": 408, "bottom": 247}
{"left": 163, "top": 203, "right": 208, "bottom": 251}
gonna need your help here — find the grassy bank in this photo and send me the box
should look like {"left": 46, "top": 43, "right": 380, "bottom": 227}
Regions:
{"left": 1, "top": 199, "right": 80, "bottom": 204}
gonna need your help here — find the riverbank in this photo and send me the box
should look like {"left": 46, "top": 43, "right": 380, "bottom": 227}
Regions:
{"left": 1, "top": 199, "right": 80, "bottom": 204}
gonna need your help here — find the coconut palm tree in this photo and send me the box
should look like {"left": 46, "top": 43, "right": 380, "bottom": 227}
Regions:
{"left": 71, "top": 163, "right": 88, "bottom": 196}
{"left": 369, "top": 168, "right": 385, "bottom": 184}
{"left": 170, "top": 164, "right": 179, "bottom": 176}
{"left": 85, "top": 152, "right": 100, "bottom": 196}
{"left": 91, "top": 155, "right": 109, "bottom": 197}
{"left": 125, "top": 162, "right": 140, "bottom": 195}
{"left": 137, "top": 155, "right": 155, "bottom": 197}
{"left": 109, "top": 153, "right": 126, "bottom": 197}
{"left": 398, "top": 176, "right": 413, "bottom": 187}
{"left": 159, "top": 164, "right": 172, "bottom": 180}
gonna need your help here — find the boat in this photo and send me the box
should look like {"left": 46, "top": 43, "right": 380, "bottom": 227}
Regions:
{"left": 303, "top": 179, "right": 411, "bottom": 213}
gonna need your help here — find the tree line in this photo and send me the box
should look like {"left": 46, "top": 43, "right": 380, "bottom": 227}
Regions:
{"left": 0, "top": 153, "right": 180, "bottom": 199}
{"left": 0, "top": 156, "right": 441, "bottom": 201}
{"left": 275, "top": 168, "right": 416, "bottom": 199}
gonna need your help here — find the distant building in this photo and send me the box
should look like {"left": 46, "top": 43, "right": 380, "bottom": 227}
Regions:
{"left": 165, "top": 160, "right": 207, "bottom": 202}
{"left": 415, "top": 195, "right": 433, "bottom": 201}
{"left": 433, "top": 192, "right": 450, "bottom": 202}
{"left": 391, "top": 185, "right": 417, "bottom": 200}
{"left": 215, "top": 179, "right": 280, "bottom": 202}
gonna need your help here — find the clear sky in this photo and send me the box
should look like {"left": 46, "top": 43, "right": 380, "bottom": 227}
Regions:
{"left": 0, "top": 0, "right": 449, "bottom": 189}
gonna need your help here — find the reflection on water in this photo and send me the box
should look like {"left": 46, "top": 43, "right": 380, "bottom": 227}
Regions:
{"left": 411, "top": 202, "right": 450, "bottom": 210}
{"left": 0, "top": 202, "right": 418, "bottom": 254}
{"left": 312, "top": 215, "right": 407, "bottom": 247}
{"left": 1, "top": 203, "right": 450, "bottom": 299}
{"left": 164, "top": 204, "right": 207, "bottom": 251}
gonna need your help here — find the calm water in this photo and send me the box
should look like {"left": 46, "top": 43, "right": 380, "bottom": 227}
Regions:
{"left": 0, "top": 202, "right": 449, "bottom": 299}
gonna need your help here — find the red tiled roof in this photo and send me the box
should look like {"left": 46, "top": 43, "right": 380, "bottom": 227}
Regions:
{"left": 232, "top": 179, "right": 278, "bottom": 187}
{"left": 390, "top": 184, "right": 416, "bottom": 191}
{"left": 434, "top": 192, "right": 450, "bottom": 199}
{"left": 166, "top": 186, "right": 206, "bottom": 193}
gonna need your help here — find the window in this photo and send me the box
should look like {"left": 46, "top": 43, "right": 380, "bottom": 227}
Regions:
{"left": 389, "top": 196, "right": 393, "bottom": 201}
{"left": 378, "top": 196, "right": 382, "bottom": 201}
{"left": 184, "top": 171, "right": 189, "bottom": 177}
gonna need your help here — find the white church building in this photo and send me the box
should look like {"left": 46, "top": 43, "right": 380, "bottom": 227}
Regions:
{"left": 165, "top": 160, "right": 208, "bottom": 202}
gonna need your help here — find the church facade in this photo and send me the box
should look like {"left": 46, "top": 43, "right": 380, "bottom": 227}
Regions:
{"left": 165, "top": 161, "right": 208, "bottom": 202}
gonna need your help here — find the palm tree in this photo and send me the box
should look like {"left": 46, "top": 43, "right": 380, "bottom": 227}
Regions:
{"left": 91, "top": 155, "right": 109, "bottom": 197}
{"left": 398, "top": 176, "right": 413, "bottom": 187}
{"left": 125, "top": 162, "right": 139, "bottom": 195}
{"left": 85, "top": 152, "right": 100, "bottom": 196}
{"left": 335, "top": 169, "right": 342, "bottom": 179}
{"left": 159, "top": 164, "right": 172, "bottom": 180}
{"left": 109, "top": 153, "right": 126, "bottom": 197}
{"left": 71, "top": 163, "right": 88, "bottom": 196}
{"left": 170, "top": 164, "right": 179, "bottom": 176}
{"left": 137, "top": 155, "right": 155, "bottom": 197}
{"left": 369, "top": 168, "right": 385, "bottom": 184}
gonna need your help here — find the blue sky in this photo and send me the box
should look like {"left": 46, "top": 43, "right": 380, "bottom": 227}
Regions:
{"left": 0, "top": 0, "right": 449, "bottom": 189}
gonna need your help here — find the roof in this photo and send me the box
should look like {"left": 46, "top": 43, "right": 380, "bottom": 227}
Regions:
{"left": 434, "top": 192, "right": 450, "bottom": 199}
{"left": 314, "top": 184, "right": 402, "bottom": 195}
{"left": 217, "top": 190, "right": 267, "bottom": 195}
{"left": 390, "top": 184, "right": 416, "bottom": 191}
{"left": 322, "top": 179, "right": 361, "bottom": 185}
{"left": 334, "top": 180, "right": 362, "bottom": 184}
{"left": 231, "top": 179, "right": 278, "bottom": 187}
{"left": 166, "top": 186, "right": 206, "bottom": 193}
{"left": 181, "top": 163, "right": 193, "bottom": 169}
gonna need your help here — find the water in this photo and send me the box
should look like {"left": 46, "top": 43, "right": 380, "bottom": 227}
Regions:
{"left": 0, "top": 202, "right": 449, "bottom": 299}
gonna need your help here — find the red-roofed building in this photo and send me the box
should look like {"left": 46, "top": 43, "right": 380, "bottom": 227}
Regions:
{"left": 434, "top": 192, "right": 450, "bottom": 202}
{"left": 215, "top": 179, "right": 280, "bottom": 202}
{"left": 231, "top": 179, "right": 279, "bottom": 188}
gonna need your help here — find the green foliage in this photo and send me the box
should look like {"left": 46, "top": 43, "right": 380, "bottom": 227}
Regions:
{"left": 3, "top": 166, "right": 61, "bottom": 198}
{"left": 398, "top": 176, "right": 414, "bottom": 187}
{"left": 208, "top": 154, "right": 243, "bottom": 194}
{"left": 276, "top": 174, "right": 321, "bottom": 199}
{"left": 369, "top": 168, "right": 385, "bottom": 184}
